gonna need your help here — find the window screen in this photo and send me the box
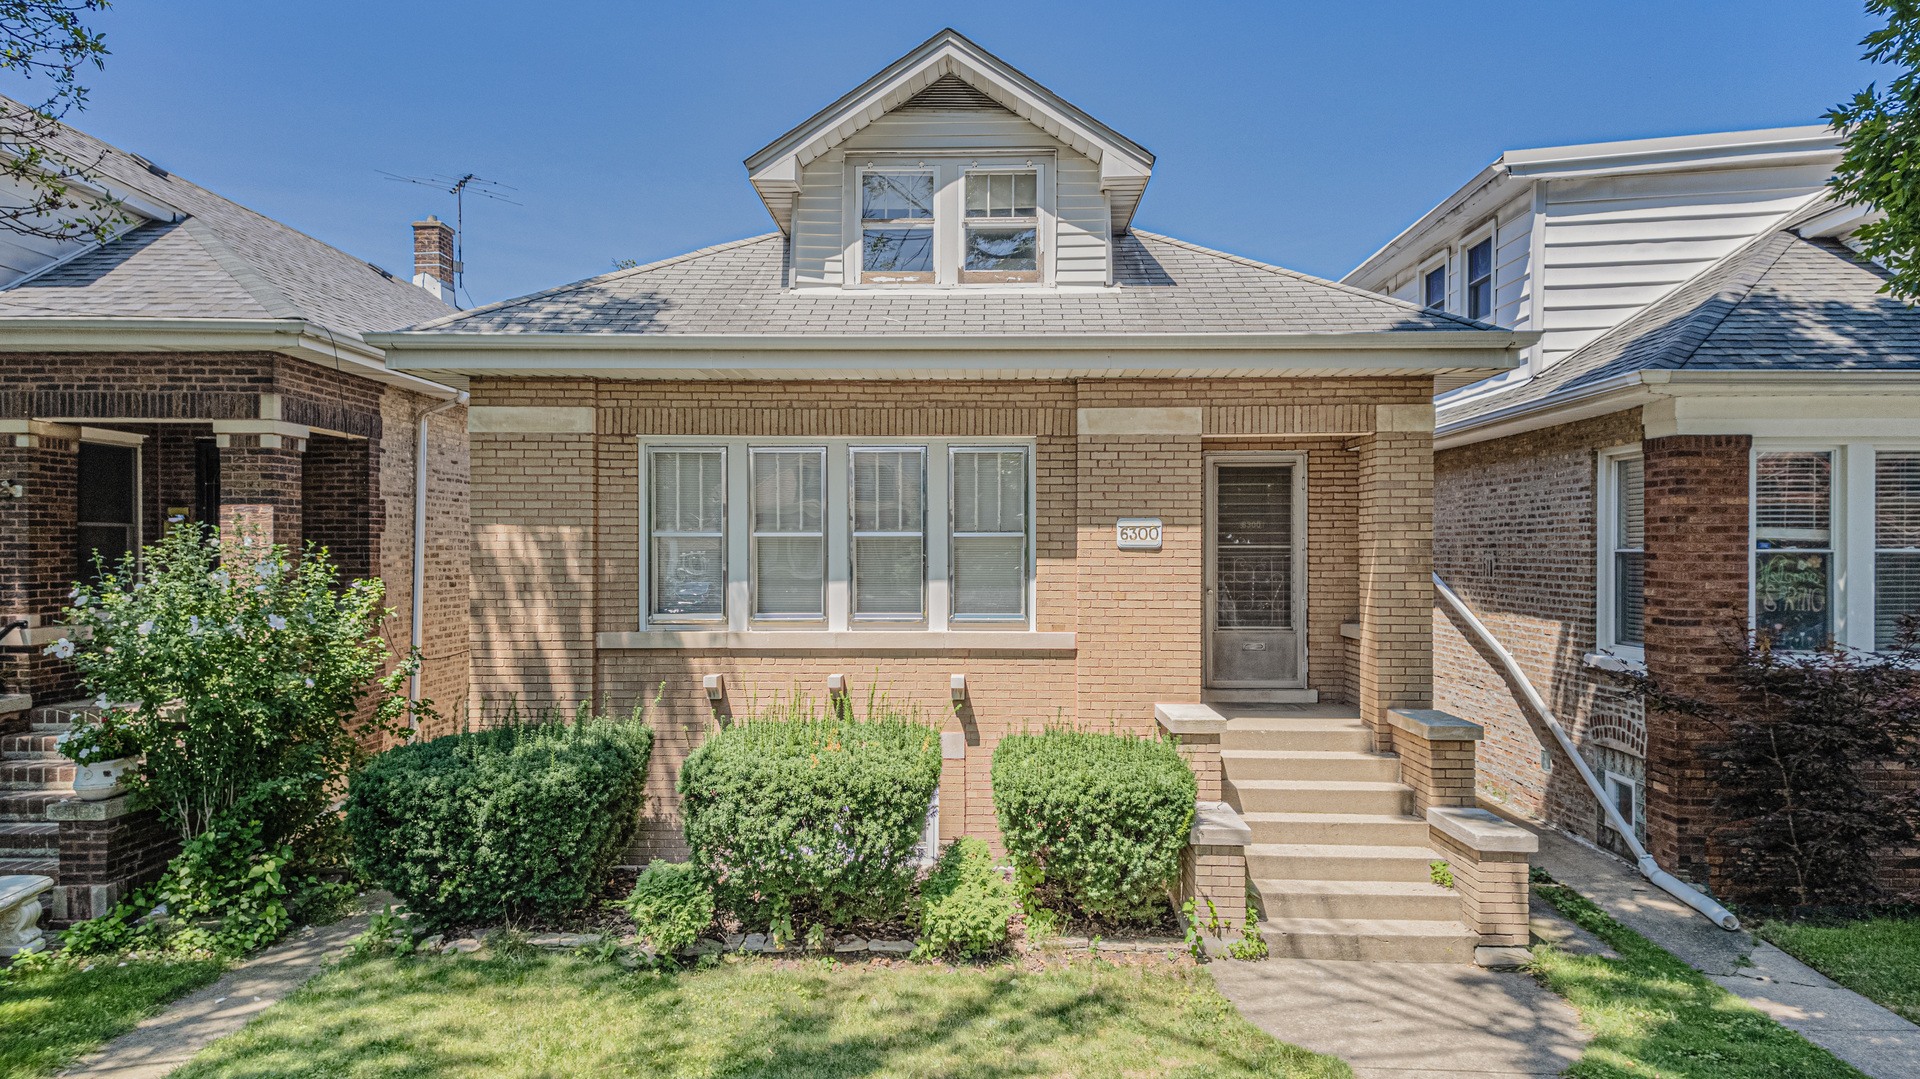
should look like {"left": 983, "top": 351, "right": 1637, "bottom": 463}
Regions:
{"left": 1466, "top": 238, "right": 1493, "bottom": 321}
{"left": 650, "top": 449, "right": 725, "bottom": 620}
{"left": 1877, "top": 451, "right": 1920, "bottom": 649}
{"left": 1612, "top": 456, "right": 1644, "bottom": 647}
{"left": 951, "top": 448, "right": 1028, "bottom": 619}
{"left": 1755, "top": 450, "right": 1833, "bottom": 649}
{"left": 751, "top": 449, "right": 825, "bottom": 619}
{"left": 851, "top": 448, "right": 925, "bottom": 619}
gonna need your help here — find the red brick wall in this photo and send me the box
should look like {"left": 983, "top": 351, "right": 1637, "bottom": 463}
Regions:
{"left": 1432, "top": 412, "right": 1644, "bottom": 847}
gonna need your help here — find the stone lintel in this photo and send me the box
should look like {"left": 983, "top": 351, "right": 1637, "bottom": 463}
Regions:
{"left": 1389, "top": 708, "right": 1484, "bottom": 741}
{"left": 1155, "top": 702, "right": 1228, "bottom": 736}
{"left": 1428, "top": 807, "right": 1539, "bottom": 854}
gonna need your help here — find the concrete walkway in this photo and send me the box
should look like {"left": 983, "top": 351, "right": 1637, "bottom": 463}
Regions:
{"left": 1211, "top": 958, "right": 1587, "bottom": 1078}
{"left": 1519, "top": 812, "right": 1920, "bottom": 1079}
{"left": 58, "top": 905, "right": 374, "bottom": 1079}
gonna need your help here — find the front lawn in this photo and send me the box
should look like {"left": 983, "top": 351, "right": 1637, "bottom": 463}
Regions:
{"left": 1758, "top": 915, "right": 1920, "bottom": 1023}
{"left": 172, "top": 949, "right": 1348, "bottom": 1078}
{"left": 0, "top": 955, "right": 225, "bottom": 1079}
{"left": 1532, "top": 883, "right": 1867, "bottom": 1079}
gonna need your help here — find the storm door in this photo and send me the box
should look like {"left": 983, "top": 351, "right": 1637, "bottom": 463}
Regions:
{"left": 1204, "top": 455, "right": 1306, "bottom": 689}
{"left": 77, "top": 441, "right": 138, "bottom": 583}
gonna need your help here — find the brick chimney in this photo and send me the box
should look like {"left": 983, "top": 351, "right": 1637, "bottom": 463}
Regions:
{"left": 412, "top": 215, "right": 457, "bottom": 302}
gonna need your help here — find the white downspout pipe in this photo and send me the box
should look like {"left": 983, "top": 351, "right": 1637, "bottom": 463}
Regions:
{"left": 409, "top": 391, "right": 468, "bottom": 734}
{"left": 1433, "top": 571, "right": 1740, "bottom": 931}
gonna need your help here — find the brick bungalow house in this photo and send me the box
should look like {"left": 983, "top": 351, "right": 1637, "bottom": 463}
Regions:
{"left": 0, "top": 105, "right": 472, "bottom": 919}
{"left": 372, "top": 30, "right": 1546, "bottom": 962}
{"left": 1345, "top": 129, "right": 1920, "bottom": 894}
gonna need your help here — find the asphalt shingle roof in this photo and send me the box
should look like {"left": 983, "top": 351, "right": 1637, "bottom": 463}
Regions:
{"left": 0, "top": 102, "right": 454, "bottom": 333}
{"left": 1440, "top": 201, "right": 1920, "bottom": 429}
{"left": 398, "top": 229, "right": 1499, "bottom": 337}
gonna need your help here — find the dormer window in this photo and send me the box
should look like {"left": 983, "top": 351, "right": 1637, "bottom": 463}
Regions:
{"left": 861, "top": 172, "right": 935, "bottom": 284}
{"left": 963, "top": 171, "right": 1038, "bottom": 283}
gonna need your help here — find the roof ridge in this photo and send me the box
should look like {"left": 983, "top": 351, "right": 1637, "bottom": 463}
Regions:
{"left": 179, "top": 216, "right": 304, "bottom": 320}
{"left": 1128, "top": 229, "right": 1497, "bottom": 329}
{"left": 408, "top": 233, "right": 783, "bottom": 330}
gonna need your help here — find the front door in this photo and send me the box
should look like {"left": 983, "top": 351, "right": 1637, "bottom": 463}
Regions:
{"left": 1204, "top": 455, "right": 1305, "bottom": 689}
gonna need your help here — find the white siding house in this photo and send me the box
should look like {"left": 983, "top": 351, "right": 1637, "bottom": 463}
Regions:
{"left": 1347, "top": 127, "right": 1843, "bottom": 384}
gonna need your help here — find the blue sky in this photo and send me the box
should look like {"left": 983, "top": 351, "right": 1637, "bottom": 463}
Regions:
{"left": 19, "top": 1, "right": 1896, "bottom": 308}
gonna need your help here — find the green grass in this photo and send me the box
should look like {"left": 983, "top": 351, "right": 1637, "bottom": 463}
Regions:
{"left": 171, "top": 951, "right": 1349, "bottom": 1079}
{"left": 1531, "top": 884, "right": 1867, "bottom": 1079}
{"left": 1758, "top": 916, "right": 1920, "bottom": 1023}
{"left": 0, "top": 956, "right": 225, "bottom": 1079}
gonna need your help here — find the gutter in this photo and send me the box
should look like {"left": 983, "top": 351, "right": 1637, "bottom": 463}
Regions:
{"left": 1433, "top": 572, "right": 1740, "bottom": 931}
{"left": 408, "top": 390, "right": 469, "bottom": 730}
{"left": 366, "top": 329, "right": 1540, "bottom": 354}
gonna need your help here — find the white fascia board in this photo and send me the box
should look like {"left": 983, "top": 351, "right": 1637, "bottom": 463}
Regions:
{"left": 1501, "top": 126, "right": 1839, "bottom": 178}
{"left": 1342, "top": 164, "right": 1512, "bottom": 290}
{"left": 1796, "top": 201, "right": 1883, "bottom": 239}
{"left": 370, "top": 330, "right": 1535, "bottom": 354}
{"left": 0, "top": 317, "right": 462, "bottom": 399}
{"left": 1435, "top": 375, "right": 1653, "bottom": 450}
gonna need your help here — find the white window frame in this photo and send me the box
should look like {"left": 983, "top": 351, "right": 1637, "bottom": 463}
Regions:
{"left": 854, "top": 166, "right": 937, "bottom": 286}
{"left": 1594, "top": 446, "right": 1645, "bottom": 665}
{"left": 749, "top": 446, "right": 827, "bottom": 623}
{"left": 638, "top": 436, "right": 1036, "bottom": 634}
{"left": 1462, "top": 231, "right": 1495, "bottom": 322}
{"left": 645, "top": 445, "right": 729, "bottom": 625}
{"left": 959, "top": 166, "right": 1042, "bottom": 285}
{"left": 1419, "top": 257, "right": 1447, "bottom": 312}
{"left": 1604, "top": 770, "right": 1638, "bottom": 835}
{"left": 1874, "top": 447, "right": 1920, "bottom": 650}
{"left": 849, "top": 444, "right": 929, "bottom": 623}
{"left": 844, "top": 157, "right": 1055, "bottom": 289}
{"left": 948, "top": 444, "right": 1034, "bottom": 624}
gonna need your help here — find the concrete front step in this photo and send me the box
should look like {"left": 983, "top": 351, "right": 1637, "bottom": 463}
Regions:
{"left": 0, "top": 759, "right": 75, "bottom": 789}
{"left": 0, "top": 857, "right": 58, "bottom": 876}
{"left": 0, "top": 822, "right": 58, "bottom": 857}
{"left": 1255, "top": 877, "right": 1463, "bottom": 921}
{"left": 1222, "top": 749, "right": 1400, "bottom": 783}
{"left": 1227, "top": 779, "right": 1413, "bottom": 816}
{"left": 1247, "top": 843, "right": 1441, "bottom": 882}
{"left": 1, "top": 733, "right": 67, "bottom": 759}
{"left": 1260, "top": 916, "right": 1479, "bottom": 963}
{"left": 31, "top": 700, "right": 101, "bottom": 727}
{"left": 1222, "top": 718, "right": 1371, "bottom": 754}
{"left": 1241, "top": 812, "right": 1432, "bottom": 846}
{"left": 0, "top": 790, "right": 73, "bottom": 822}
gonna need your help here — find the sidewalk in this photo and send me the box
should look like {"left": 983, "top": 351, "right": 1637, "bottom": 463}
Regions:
{"left": 1518, "top": 811, "right": 1920, "bottom": 1079}
{"left": 58, "top": 904, "right": 375, "bottom": 1079}
{"left": 1210, "top": 958, "right": 1587, "bottom": 1079}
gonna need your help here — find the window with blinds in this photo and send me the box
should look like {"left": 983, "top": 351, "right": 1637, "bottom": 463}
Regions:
{"left": 951, "top": 447, "right": 1028, "bottom": 620}
{"left": 751, "top": 449, "right": 825, "bottom": 619}
{"left": 649, "top": 448, "right": 726, "bottom": 620}
{"left": 1612, "top": 456, "right": 1644, "bottom": 647}
{"left": 1877, "top": 451, "right": 1920, "bottom": 649}
{"left": 851, "top": 448, "right": 925, "bottom": 619}
{"left": 1755, "top": 450, "right": 1833, "bottom": 650}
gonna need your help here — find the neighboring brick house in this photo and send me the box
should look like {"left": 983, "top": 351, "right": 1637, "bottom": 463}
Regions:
{"left": 0, "top": 105, "right": 472, "bottom": 913}
{"left": 1347, "top": 130, "right": 1920, "bottom": 896}
{"left": 368, "top": 31, "right": 1545, "bottom": 962}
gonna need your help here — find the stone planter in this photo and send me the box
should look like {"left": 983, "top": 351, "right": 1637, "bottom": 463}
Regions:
{"left": 72, "top": 757, "right": 136, "bottom": 801}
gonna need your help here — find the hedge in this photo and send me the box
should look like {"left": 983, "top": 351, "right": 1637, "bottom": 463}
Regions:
{"left": 679, "top": 699, "right": 941, "bottom": 929}
{"left": 345, "top": 711, "right": 653, "bottom": 927}
{"left": 992, "top": 728, "right": 1195, "bottom": 921}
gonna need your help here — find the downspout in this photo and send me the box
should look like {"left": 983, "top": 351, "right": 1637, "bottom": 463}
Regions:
{"left": 1432, "top": 571, "right": 1741, "bottom": 931}
{"left": 409, "top": 390, "right": 469, "bottom": 735}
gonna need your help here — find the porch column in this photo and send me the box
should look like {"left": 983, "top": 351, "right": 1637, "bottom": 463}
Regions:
{"left": 218, "top": 435, "right": 304, "bottom": 549}
{"left": 1354, "top": 406, "right": 1435, "bottom": 753}
{"left": 0, "top": 421, "right": 82, "bottom": 703}
{"left": 1640, "top": 434, "right": 1750, "bottom": 887}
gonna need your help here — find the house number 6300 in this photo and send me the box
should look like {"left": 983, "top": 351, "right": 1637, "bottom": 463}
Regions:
{"left": 1115, "top": 518, "right": 1163, "bottom": 550}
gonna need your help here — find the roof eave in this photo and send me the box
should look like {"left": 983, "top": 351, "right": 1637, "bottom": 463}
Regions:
{"left": 368, "top": 329, "right": 1539, "bottom": 353}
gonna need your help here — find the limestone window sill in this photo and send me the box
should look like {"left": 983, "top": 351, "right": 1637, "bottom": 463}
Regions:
{"left": 596, "top": 630, "right": 1075, "bottom": 653}
{"left": 1582, "top": 651, "right": 1646, "bottom": 676}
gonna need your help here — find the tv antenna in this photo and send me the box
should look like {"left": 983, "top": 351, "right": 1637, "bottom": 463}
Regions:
{"left": 379, "top": 171, "right": 519, "bottom": 300}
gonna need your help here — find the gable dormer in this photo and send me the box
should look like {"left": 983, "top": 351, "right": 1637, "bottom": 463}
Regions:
{"left": 744, "top": 29, "right": 1153, "bottom": 290}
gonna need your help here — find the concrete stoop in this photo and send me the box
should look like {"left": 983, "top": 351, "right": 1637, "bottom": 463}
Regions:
{"left": 0, "top": 701, "right": 86, "bottom": 876}
{"left": 1221, "top": 707, "right": 1475, "bottom": 963}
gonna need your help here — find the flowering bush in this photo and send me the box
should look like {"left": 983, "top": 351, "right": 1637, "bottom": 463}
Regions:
{"left": 54, "top": 523, "right": 414, "bottom": 846}
{"left": 56, "top": 710, "right": 140, "bottom": 765}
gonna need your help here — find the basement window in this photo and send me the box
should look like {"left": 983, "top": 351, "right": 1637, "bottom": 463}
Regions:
{"left": 1605, "top": 771, "right": 1638, "bottom": 834}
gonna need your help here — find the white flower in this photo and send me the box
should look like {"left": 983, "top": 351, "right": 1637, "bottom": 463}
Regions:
{"left": 258, "top": 562, "right": 278, "bottom": 578}
{"left": 68, "top": 588, "right": 79, "bottom": 600}
{"left": 137, "top": 621, "right": 154, "bottom": 637}
{"left": 94, "top": 694, "right": 109, "bottom": 708}
{"left": 43, "top": 637, "right": 75, "bottom": 659}
{"left": 167, "top": 514, "right": 185, "bottom": 523}
{"left": 188, "top": 615, "right": 202, "bottom": 636}
{"left": 242, "top": 537, "right": 253, "bottom": 548}
{"left": 267, "top": 615, "right": 288, "bottom": 631}
{"left": 304, "top": 677, "right": 314, "bottom": 688}
{"left": 254, "top": 584, "right": 268, "bottom": 594}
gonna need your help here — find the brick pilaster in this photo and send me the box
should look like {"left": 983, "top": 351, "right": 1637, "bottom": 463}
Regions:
{"left": 219, "top": 437, "right": 304, "bottom": 549}
{"left": 1641, "top": 434, "right": 1750, "bottom": 887}
{"left": 1356, "top": 429, "right": 1434, "bottom": 751}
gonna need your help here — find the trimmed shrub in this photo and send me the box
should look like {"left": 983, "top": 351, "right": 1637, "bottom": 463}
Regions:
{"left": 992, "top": 728, "right": 1196, "bottom": 922}
{"left": 345, "top": 710, "right": 654, "bottom": 928}
{"left": 679, "top": 697, "right": 941, "bottom": 930}
{"left": 621, "top": 860, "right": 715, "bottom": 955}
{"left": 918, "top": 837, "right": 1016, "bottom": 958}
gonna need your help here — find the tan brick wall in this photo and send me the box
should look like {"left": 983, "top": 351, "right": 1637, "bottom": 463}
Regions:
{"left": 465, "top": 375, "right": 1439, "bottom": 859}
{"left": 1180, "top": 843, "right": 1249, "bottom": 931}
{"left": 1431, "top": 829, "right": 1529, "bottom": 947}
{"left": 1170, "top": 733, "right": 1223, "bottom": 802}
{"left": 1432, "top": 411, "right": 1645, "bottom": 849}
{"left": 1396, "top": 730, "right": 1477, "bottom": 814}
{"left": 1357, "top": 431, "right": 1434, "bottom": 751}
